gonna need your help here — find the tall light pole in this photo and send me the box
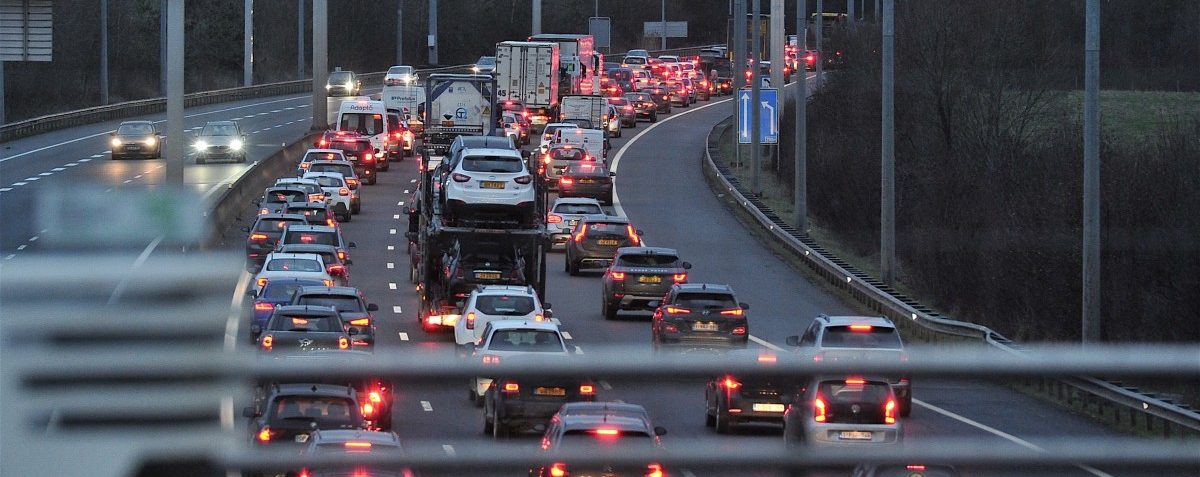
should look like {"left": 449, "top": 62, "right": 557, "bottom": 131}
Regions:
{"left": 814, "top": 0, "right": 823, "bottom": 85}
{"left": 396, "top": 0, "right": 403, "bottom": 65}
{"left": 733, "top": 0, "right": 746, "bottom": 167}
{"left": 750, "top": 0, "right": 762, "bottom": 195}
{"left": 770, "top": 0, "right": 783, "bottom": 89}
{"left": 100, "top": 0, "right": 109, "bottom": 105}
{"left": 1082, "top": 0, "right": 1101, "bottom": 344}
{"left": 243, "top": 0, "right": 253, "bottom": 86}
{"left": 880, "top": 0, "right": 895, "bottom": 285}
{"left": 428, "top": 0, "right": 438, "bottom": 64}
{"left": 165, "top": 0, "right": 184, "bottom": 185}
{"left": 794, "top": 0, "right": 807, "bottom": 230}
{"left": 660, "top": 0, "right": 667, "bottom": 50}
{"left": 297, "top": 0, "right": 305, "bottom": 78}
{"left": 160, "top": 0, "right": 167, "bottom": 96}
{"left": 312, "top": 0, "right": 328, "bottom": 130}
{"left": 532, "top": 0, "right": 541, "bottom": 35}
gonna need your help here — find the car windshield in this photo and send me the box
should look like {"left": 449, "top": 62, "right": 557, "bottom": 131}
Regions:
{"left": 821, "top": 326, "right": 904, "bottom": 349}
{"left": 296, "top": 295, "right": 363, "bottom": 312}
{"left": 305, "top": 152, "right": 343, "bottom": 162}
{"left": 329, "top": 71, "right": 351, "bottom": 83}
{"left": 253, "top": 218, "right": 304, "bottom": 233}
{"left": 624, "top": 57, "right": 646, "bottom": 65}
{"left": 477, "top": 57, "right": 495, "bottom": 66}
{"left": 461, "top": 155, "right": 523, "bottom": 173}
{"left": 626, "top": 94, "right": 651, "bottom": 102}
{"left": 117, "top": 123, "right": 153, "bottom": 135}
{"left": 554, "top": 203, "right": 603, "bottom": 215}
{"left": 475, "top": 295, "right": 536, "bottom": 316}
{"left": 387, "top": 66, "right": 407, "bottom": 75}
{"left": 674, "top": 292, "right": 738, "bottom": 309}
{"left": 309, "top": 163, "right": 354, "bottom": 175}
{"left": 265, "top": 258, "right": 323, "bottom": 272}
{"left": 201, "top": 124, "right": 237, "bottom": 136}
{"left": 311, "top": 176, "right": 345, "bottom": 188}
{"left": 284, "top": 231, "right": 338, "bottom": 247}
{"left": 270, "top": 314, "right": 341, "bottom": 332}
{"left": 550, "top": 148, "right": 587, "bottom": 161}
{"left": 486, "top": 330, "right": 563, "bottom": 352}
{"left": 816, "top": 380, "right": 892, "bottom": 422}
{"left": 582, "top": 222, "right": 630, "bottom": 236}
{"left": 290, "top": 207, "right": 331, "bottom": 223}
{"left": 617, "top": 254, "right": 678, "bottom": 268}
{"left": 326, "top": 140, "right": 370, "bottom": 154}
{"left": 262, "top": 282, "right": 317, "bottom": 300}
{"left": 339, "top": 114, "right": 384, "bottom": 136}
{"left": 270, "top": 395, "right": 356, "bottom": 423}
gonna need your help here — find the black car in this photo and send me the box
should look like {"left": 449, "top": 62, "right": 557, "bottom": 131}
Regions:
{"left": 244, "top": 213, "right": 308, "bottom": 269}
{"left": 483, "top": 355, "right": 597, "bottom": 438}
{"left": 320, "top": 130, "right": 380, "bottom": 185}
{"left": 639, "top": 87, "right": 672, "bottom": 114}
{"left": 290, "top": 286, "right": 379, "bottom": 349}
{"left": 256, "top": 305, "right": 352, "bottom": 354}
{"left": 283, "top": 201, "right": 338, "bottom": 228}
{"left": 601, "top": 247, "right": 691, "bottom": 320}
{"left": 276, "top": 243, "right": 351, "bottom": 285}
{"left": 530, "top": 407, "right": 668, "bottom": 477}
{"left": 651, "top": 283, "right": 750, "bottom": 348}
{"left": 564, "top": 216, "right": 643, "bottom": 275}
{"left": 243, "top": 383, "right": 365, "bottom": 446}
{"left": 558, "top": 162, "right": 616, "bottom": 205}
{"left": 704, "top": 349, "right": 796, "bottom": 434}
{"left": 442, "top": 239, "right": 528, "bottom": 300}
{"left": 258, "top": 186, "right": 309, "bottom": 216}
{"left": 109, "top": 120, "right": 162, "bottom": 159}
{"left": 275, "top": 351, "right": 395, "bottom": 431}
{"left": 623, "top": 92, "right": 658, "bottom": 122}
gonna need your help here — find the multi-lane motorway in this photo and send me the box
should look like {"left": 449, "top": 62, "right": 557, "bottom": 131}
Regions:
{"left": 4, "top": 77, "right": 1138, "bottom": 476}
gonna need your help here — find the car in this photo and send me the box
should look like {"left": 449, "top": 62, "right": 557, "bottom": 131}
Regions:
{"left": 786, "top": 315, "right": 913, "bottom": 416}
{"left": 191, "top": 120, "right": 246, "bottom": 163}
{"left": 253, "top": 252, "right": 334, "bottom": 294}
{"left": 441, "top": 146, "right": 537, "bottom": 226}
{"left": 289, "top": 286, "right": 379, "bottom": 349}
{"left": 482, "top": 353, "right": 596, "bottom": 438}
{"left": 546, "top": 197, "right": 606, "bottom": 249}
{"left": 540, "top": 144, "right": 597, "bottom": 186}
{"left": 256, "top": 305, "right": 353, "bottom": 353}
{"left": 303, "top": 171, "right": 358, "bottom": 221}
{"left": 665, "top": 81, "right": 689, "bottom": 107}
{"left": 704, "top": 349, "right": 796, "bottom": 433}
{"left": 600, "top": 247, "right": 693, "bottom": 321}
{"left": 680, "top": 77, "right": 699, "bottom": 103}
{"left": 470, "top": 319, "right": 570, "bottom": 411}
{"left": 694, "top": 76, "right": 713, "bottom": 101}
{"left": 472, "top": 55, "right": 497, "bottom": 74}
{"left": 272, "top": 350, "right": 395, "bottom": 432}
{"left": 606, "top": 97, "right": 638, "bottom": 127}
{"left": 606, "top": 67, "right": 636, "bottom": 97}
{"left": 782, "top": 375, "right": 903, "bottom": 447}
{"left": 604, "top": 103, "right": 622, "bottom": 137}
{"left": 453, "top": 285, "right": 550, "bottom": 347}
{"left": 384, "top": 65, "right": 417, "bottom": 86}
{"left": 537, "top": 122, "right": 579, "bottom": 155}
{"left": 625, "top": 49, "right": 649, "bottom": 59}
{"left": 658, "top": 55, "right": 679, "bottom": 64}
{"left": 385, "top": 110, "right": 415, "bottom": 160}
{"left": 282, "top": 201, "right": 338, "bottom": 228}
{"left": 274, "top": 177, "right": 329, "bottom": 204}
{"left": 275, "top": 243, "right": 351, "bottom": 285}
{"left": 297, "top": 429, "right": 410, "bottom": 476}
{"left": 564, "top": 216, "right": 643, "bottom": 275}
{"left": 651, "top": 283, "right": 749, "bottom": 347}
{"left": 440, "top": 237, "right": 529, "bottom": 303}
{"left": 257, "top": 186, "right": 309, "bottom": 216}
{"left": 326, "top": 68, "right": 361, "bottom": 96}
{"left": 244, "top": 213, "right": 308, "bottom": 269}
{"left": 851, "top": 464, "right": 961, "bottom": 477}
{"left": 318, "top": 130, "right": 381, "bottom": 184}
{"left": 558, "top": 162, "right": 615, "bottom": 205}
{"left": 530, "top": 404, "right": 668, "bottom": 477}
{"left": 640, "top": 87, "right": 672, "bottom": 114}
{"left": 297, "top": 148, "right": 348, "bottom": 177}
{"left": 433, "top": 135, "right": 518, "bottom": 192}
{"left": 501, "top": 112, "right": 523, "bottom": 146}
{"left": 249, "top": 277, "right": 328, "bottom": 341}
{"left": 554, "top": 401, "right": 652, "bottom": 423}
{"left": 109, "top": 120, "right": 162, "bottom": 160}
{"left": 275, "top": 224, "right": 355, "bottom": 265}
{"left": 243, "top": 383, "right": 364, "bottom": 446}
{"left": 623, "top": 92, "right": 658, "bottom": 122}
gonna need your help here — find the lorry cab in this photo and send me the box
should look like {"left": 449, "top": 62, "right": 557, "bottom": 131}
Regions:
{"left": 336, "top": 98, "right": 392, "bottom": 157}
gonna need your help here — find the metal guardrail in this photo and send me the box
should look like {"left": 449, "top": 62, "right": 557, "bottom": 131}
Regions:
{"left": 702, "top": 115, "right": 1200, "bottom": 439}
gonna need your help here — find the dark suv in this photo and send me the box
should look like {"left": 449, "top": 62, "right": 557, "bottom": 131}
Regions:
{"left": 564, "top": 216, "right": 643, "bottom": 275}
{"left": 258, "top": 186, "right": 309, "bottom": 215}
{"left": 244, "top": 383, "right": 365, "bottom": 446}
{"left": 442, "top": 239, "right": 528, "bottom": 299}
{"left": 319, "top": 130, "right": 380, "bottom": 184}
{"left": 600, "top": 247, "right": 691, "bottom": 320}
{"left": 273, "top": 350, "right": 395, "bottom": 431}
{"left": 786, "top": 315, "right": 912, "bottom": 416}
{"left": 651, "top": 283, "right": 749, "bottom": 348}
{"left": 244, "top": 213, "right": 308, "bottom": 269}
{"left": 289, "top": 286, "right": 379, "bottom": 349}
{"left": 483, "top": 355, "right": 596, "bottom": 438}
{"left": 640, "top": 86, "right": 672, "bottom": 113}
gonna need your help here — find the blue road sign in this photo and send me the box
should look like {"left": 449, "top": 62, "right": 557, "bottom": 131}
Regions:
{"left": 737, "top": 87, "right": 779, "bottom": 144}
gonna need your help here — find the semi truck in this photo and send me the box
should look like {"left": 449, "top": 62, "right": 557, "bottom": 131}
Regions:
{"left": 495, "top": 41, "right": 561, "bottom": 129}
{"left": 382, "top": 84, "right": 426, "bottom": 133}
{"left": 557, "top": 95, "right": 607, "bottom": 130}
{"left": 528, "top": 34, "right": 601, "bottom": 97}
{"left": 421, "top": 74, "right": 496, "bottom": 163}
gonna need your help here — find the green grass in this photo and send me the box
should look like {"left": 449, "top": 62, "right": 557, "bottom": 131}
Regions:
{"left": 1060, "top": 90, "right": 1200, "bottom": 144}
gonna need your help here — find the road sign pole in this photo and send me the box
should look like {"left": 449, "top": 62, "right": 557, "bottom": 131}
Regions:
{"left": 1082, "top": 0, "right": 1102, "bottom": 344}
{"left": 532, "top": 0, "right": 541, "bottom": 35}
{"left": 100, "top": 0, "right": 109, "bottom": 105}
{"left": 751, "top": 0, "right": 762, "bottom": 195}
{"left": 297, "top": 0, "right": 304, "bottom": 79}
{"left": 428, "top": 0, "right": 438, "bottom": 64}
{"left": 165, "top": 0, "right": 184, "bottom": 186}
{"left": 396, "top": 0, "right": 403, "bottom": 65}
{"left": 312, "top": 0, "right": 328, "bottom": 130}
{"left": 244, "top": 0, "right": 253, "bottom": 87}
{"left": 880, "top": 0, "right": 895, "bottom": 285}
{"left": 733, "top": 0, "right": 746, "bottom": 167}
{"left": 795, "top": 0, "right": 807, "bottom": 231}
{"left": 770, "top": 0, "right": 784, "bottom": 89}
{"left": 815, "top": 0, "right": 823, "bottom": 86}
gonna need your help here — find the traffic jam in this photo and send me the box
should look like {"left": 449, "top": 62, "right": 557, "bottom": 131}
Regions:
{"left": 234, "top": 34, "right": 920, "bottom": 477}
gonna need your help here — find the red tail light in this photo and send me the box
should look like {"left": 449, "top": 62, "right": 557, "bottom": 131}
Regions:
{"left": 502, "top": 381, "right": 520, "bottom": 394}
{"left": 345, "top": 178, "right": 359, "bottom": 188}
{"left": 369, "top": 391, "right": 382, "bottom": 403}
{"left": 573, "top": 227, "right": 587, "bottom": 243}
{"left": 646, "top": 463, "right": 665, "bottom": 477}
{"left": 482, "top": 354, "right": 500, "bottom": 364}
{"left": 253, "top": 302, "right": 274, "bottom": 312}
{"left": 849, "top": 324, "right": 873, "bottom": 332}
{"left": 731, "top": 326, "right": 747, "bottom": 335}
{"left": 813, "top": 396, "right": 827, "bottom": 422}
{"left": 549, "top": 463, "right": 567, "bottom": 477}
{"left": 547, "top": 214, "right": 563, "bottom": 224}
{"left": 256, "top": 277, "right": 268, "bottom": 288}
{"left": 559, "top": 176, "right": 574, "bottom": 186}
{"left": 338, "top": 336, "right": 349, "bottom": 349}
{"left": 722, "top": 377, "right": 741, "bottom": 390}
{"left": 885, "top": 399, "right": 897, "bottom": 424}
{"left": 907, "top": 465, "right": 926, "bottom": 471}
{"left": 348, "top": 318, "right": 369, "bottom": 326}
{"left": 339, "top": 188, "right": 350, "bottom": 196}
{"left": 626, "top": 224, "right": 640, "bottom": 245}
{"left": 664, "top": 306, "right": 690, "bottom": 314}
{"left": 465, "top": 311, "right": 476, "bottom": 330}
{"left": 610, "top": 271, "right": 626, "bottom": 281}
{"left": 719, "top": 308, "right": 744, "bottom": 316}
{"left": 327, "top": 264, "right": 347, "bottom": 276}
{"left": 260, "top": 334, "right": 273, "bottom": 350}
{"left": 672, "top": 272, "right": 687, "bottom": 283}
{"left": 452, "top": 173, "right": 471, "bottom": 182}
{"left": 361, "top": 402, "right": 375, "bottom": 417}
{"left": 625, "top": 105, "right": 633, "bottom": 111}
{"left": 256, "top": 426, "right": 272, "bottom": 442}
{"left": 514, "top": 175, "right": 532, "bottom": 184}
{"left": 579, "top": 384, "right": 595, "bottom": 395}
{"left": 249, "top": 233, "right": 269, "bottom": 241}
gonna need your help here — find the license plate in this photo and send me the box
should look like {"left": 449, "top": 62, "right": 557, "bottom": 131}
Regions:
{"left": 126, "top": 145, "right": 141, "bottom": 151}
{"left": 838, "top": 431, "right": 873, "bottom": 440}
{"left": 579, "top": 179, "right": 596, "bottom": 184}
{"left": 480, "top": 181, "right": 506, "bottom": 189}
{"left": 597, "top": 239, "right": 619, "bottom": 246}
{"left": 534, "top": 387, "right": 566, "bottom": 396}
{"left": 752, "top": 403, "right": 786, "bottom": 413}
{"left": 638, "top": 275, "right": 662, "bottom": 283}
{"left": 692, "top": 322, "right": 719, "bottom": 332}
{"left": 568, "top": 220, "right": 579, "bottom": 227}
{"left": 475, "top": 271, "right": 502, "bottom": 280}
{"left": 294, "top": 434, "right": 310, "bottom": 443}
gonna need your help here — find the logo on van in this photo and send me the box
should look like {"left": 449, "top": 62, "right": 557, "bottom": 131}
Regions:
{"left": 349, "top": 105, "right": 374, "bottom": 111}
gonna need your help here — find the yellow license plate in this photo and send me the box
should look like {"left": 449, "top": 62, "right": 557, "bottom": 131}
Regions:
{"left": 480, "top": 181, "right": 506, "bottom": 189}
{"left": 692, "top": 322, "right": 719, "bottom": 331}
{"left": 597, "top": 239, "right": 619, "bottom": 246}
{"left": 579, "top": 179, "right": 596, "bottom": 184}
{"left": 475, "top": 272, "right": 502, "bottom": 280}
{"left": 838, "top": 431, "right": 873, "bottom": 440}
{"left": 752, "top": 403, "right": 786, "bottom": 412}
{"left": 535, "top": 387, "right": 566, "bottom": 396}
{"left": 638, "top": 275, "right": 662, "bottom": 283}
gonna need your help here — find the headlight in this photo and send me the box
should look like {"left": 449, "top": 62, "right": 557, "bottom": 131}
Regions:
{"left": 345, "top": 82, "right": 353, "bottom": 89}
{"left": 325, "top": 84, "right": 332, "bottom": 90}
{"left": 111, "top": 138, "right": 122, "bottom": 147}
{"left": 230, "top": 139, "right": 243, "bottom": 150}
{"left": 193, "top": 140, "right": 208, "bottom": 150}
{"left": 144, "top": 137, "right": 157, "bottom": 146}
{"left": 471, "top": 66, "right": 480, "bottom": 73}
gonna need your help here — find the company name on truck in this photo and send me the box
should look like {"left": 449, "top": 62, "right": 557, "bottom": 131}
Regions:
{"left": 349, "top": 104, "right": 376, "bottom": 111}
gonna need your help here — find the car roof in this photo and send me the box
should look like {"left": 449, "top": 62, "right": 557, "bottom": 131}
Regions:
{"left": 277, "top": 243, "right": 338, "bottom": 252}
{"left": 673, "top": 283, "right": 735, "bottom": 293}
{"left": 204, "top": 120, "right": 236, "bottom": 126}
{"left": 474, "top": 285, "right": 536, "bottom": 296}
{"left": 553, "top": 197, "right": 603, "bottom": 206}
{"left": 263, "top": 277, "right": 327, "bottom": 287}
{"left": 306, "top": 149, "right": 346, "bottom": 155}
{"left": 265, "top": 186, "right": 308, "bottom": 193}
{"left": 273, "top": 304, "right": 340, "bottom": 316}
{"left": 265, "top": 252, "right": 325, "bottom": 261}
{"left": 283, "top": 225, "right": 338, "bottom": 233}
{"left": 256, "top": 213, "right": 307, "bottom": 221}
{"left": 615, "top": 246, "right": 677, "bottom": 256}
{"left": 119, "top": 120, "right": 154, "bottom": 125}
{"left": 486, "top": 319, "right": 559, "bottom": 332}
{"left": 284, "top": 201, "right": 329, "bottom": 209}
{"left": 312, "top": 429, "right": 401, "bottom": 445}
{"left": 303, "top": 172, "right": 348, "bottom": 180}
{"left": 294, "top": 285, "right": 360, "bottom": 297}
{"left": 460, "top": 147, "right": 522, "bottom": 158}
{"left": 581, "top": 215, "right": 630, "bottom": 224}
{"left": 273, "top": 383, "right": 355, "bottom": 397}
{"left": 820, "top": 315, "right": 896, "bottom": 328}
{"left": 277, "top": 177, "right": 321, "bottom": 184}
{"left": 558, "top": 402, "right": 650, "bottom": 419}
{"left": 558, "top": 414, "right": 653, "bottom": 433}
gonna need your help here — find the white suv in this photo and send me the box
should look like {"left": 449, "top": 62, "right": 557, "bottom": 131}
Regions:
{"left": 442, "top": 147, "right": 536, "bottom": 225}
{"left": 303, "top": 172, "right": 356, "bottom": 222}
{"left": 469, "top": 319, "right": 568, "bottom": 405}
{"left": 454, "top": 285, "right": 551, "bottom": 347}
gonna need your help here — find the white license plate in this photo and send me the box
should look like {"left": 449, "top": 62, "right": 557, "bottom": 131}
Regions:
{"left": 838, "top": 431, "right": 873, "bottom": 440}
{"left": 294, "top": 434, "right": 310, "bottom": 443}
{"left": 752, "top": 403, "right": 785, "bottom": 412}
{"left": 568, "top": 220, "right": 578, "bottom": 227}
{"left": 692, "top": 322, "right": 719, "bottom": 332}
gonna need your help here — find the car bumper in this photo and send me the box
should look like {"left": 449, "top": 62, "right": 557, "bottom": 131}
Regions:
{"left": 804, "top": 423, "right": 903, "bottom": 446}
{"left": 496, "top": 399, "right": 575, "bottom": 427}
{"left": 658, "top": 332, "right": 749, "bottom": 347}
{"left": 558, "top": 184, "right": 611, "bottom": 199}
{"left": 611, "top": 291, "right": 670, "bottom": 310}
{"left": 446, "top": 187, "right": 537, "bottom": 208}
{"left": 727, "top": 397, "right": 789, "bottom": 423}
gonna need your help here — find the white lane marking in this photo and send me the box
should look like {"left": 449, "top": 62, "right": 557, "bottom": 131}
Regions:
{"left": 79, "top": 158, "right": 91, "bottom": 162}
{"left": 561, "top": 331, "right": 573, "bottom": 340}
{"left": 398, "top": 332, "right": 409, "bottom": 341}
{"left": 29, "top": 236, "right": 38, "bottom": 242}
{"left": 38, "top": 172, "right": 52, "bottom": 176}
{"left": 225, "top": 271, "right": 252, "bottom": 352}
{"left": 0, "top": 188, "right": 11, "bottom": 192}
{"left": 574, "top": 345, "right": 584, "bottom": 354}
{"left": 403, "top": 189, "right": 410, "bottom": 194}
{"left": 393, "top": 214, "right": 400, "bottom": 219}
{"left": 409, "top": 179, "right": 417, "bottom": 183}
{"left": 393, "top": 306, "right": 403, "bottom": 314}
{"left": 442, "top": 444, "right": 456, "bottom": 456}
{"left": 389, "top": 283, "right": 398, "bottom": 290}
{"left": 683, "top": 471, "right": 698, "bottom": 477}
{"left": 386, "top": 262, "right": 395, "bottom": 269}
{"left": 4, "top": 254, "right": 14, "bottom": 260}
{"left": 387, "top": 245, "right": 395, "bottom": 251}
{"left": 51, "top": 167, "right": 65, "bottom": 171}
{"left": 915, "top": 399, "right": 1114, "bottom": 477}
{"left": 65, "top": 163, "right": 78, "bottom": 167}
{"left": 270, "top": 109, "right": 282, "bottom": 113}
{"left": 107, "top": 235, "right": 164, "bottom": 305}
{"left": 420, "top": 401, "right": 433, "bottom": 412}
{"left": 397, "top": 201, "right": 404, "bottom": 206}
{"left": 12, "top": 182, "right": 26, "bottom": 186}
{"left": 90, "top": 154, "right": 104, "bottom": 158}
{"left": 123, "top": 179, "right": 132, "bottom": 184}
{"left": 24, "top": 177, "right": 39, "bottom": 181}
{"left": 389, "top": 228, "right": 397, "bottom": 234}
{"left": 16, "top": 245, "right": 26, "bottom": 251}
{"left": 599, "top": 380, "right": 612, "bottom": 391}
{"left": 134, "top": 174, "right": 143, "bottom": 179}
{"left": 749, "top": 334, "right": 785, "bottom": 351}
{"left": 220, "top": 395, "right": 234, "bottom": 431}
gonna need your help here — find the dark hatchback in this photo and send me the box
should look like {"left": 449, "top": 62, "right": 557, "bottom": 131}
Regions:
{"left": 639, "top": 87, "right": 672, "bottom": 113}
{"left": 651, "top": 283, "right": 749, "bottom": 348}
{"left": 320, "top": 130, "right": 380, "bottom": 185}
{"left": 623, "top": 92, "right": 658, "bottom": 121}
{"left": 557, "top": 162, "right": 615, "bottom": 205}
{"left": 244, "top": 213, "right": 308, "bottom": 269}
{"left": 256, "top": 305, "right": 351, "bottom": 354}
{"left": 565, "top": 216, "right": 643, "bottom": 275}
{"left": 601, "top": 247, "right": 691, "bottom": 320}
{"left": 250, "top": 277, "right": 328, "bottom": 341}
{"left": 290, "top": 286, "right": 379, "bottom": 349}
{"left": 244, "top": 383, "right": 365, "bottom": 447}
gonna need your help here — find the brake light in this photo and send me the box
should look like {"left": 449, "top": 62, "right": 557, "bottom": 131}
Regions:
{"left": 627, "top": 224, "right": 640, "bottom": 245}
{"left": 663, "top": 323, "right": 678, "bottom": 333}
{"left": 547, "top": 213, "right": 563, "bottom": 224}
{"left": 579, "top": 384, "right": 595, "bottom": 395}
{"left": 363, "top": 152, "right": 374, "bottom": 161}
{"left": 719, "top": 308, "right": 744, "bottom": 316}
{"left": 452, "top": 173, "right": 471, "bottom": 182}
{"left": 300, "top": 162, "right": 311, "bottom": 169}
{"left": 664, "top": 306, "right": 690, "bottom": 314}
{"left": 254, "top": 302, "right": 274, "bottom": 312}
{"left": 348, "top": 318, "right": 369, "bottom": 326}
{"left": 260, "top": 334, "right": 273, "bottom": 350}
{"left": 327, "top": 264, "right": 347, "bottom": 275}
{"left": 722, "top": 377, "right": 741, "bottom": 390}
{"left": 814, "top": 396, "right": 827, "bottom": 422}
{"left": 256, "top": 277, "right": 268, "bottom": 287}
{"left": 672, "top": 272, "right": 687, "bottom": 283}
{"left": 849, "top": 324, "right": 873, "bottom": 332}
{"left": 610, "top": 271, "right": 625, "bottom": 281}
{"left": 502, "top": 382, "right": 520, "bottom": 393}
{"left": 573, "top": 227, "right": 587, "bottom": 243}
{"left": 322, "top": 279, "right": 334, "bottom": 286}
{"left": 256, "top": 426, "right": 272, "bottom": 442}
{"left": 514, "top": 175, "right": 532, "bottom": 184}
{"left": 337, "top": 250, "right": 347, "bottom": 260}
{"left": 345, "top": 441, "right": 373, "bottom": 450}
{"left": 259, "top": 208, "right": 269, "bottom": 215}
{"left": 327, "top": 218, "right": 336, "bottom": 227}
{"left": 907, "top": 465, "right": 926, "bottom": 471}
{"left": 465, "top": 311, "right": 476, "bottom": 330}
{"left": 625, "top": 105, "right": 633, "bottom": 111}
{"left": 732, "top": 326, "right": 747, "bottom": 335}
{"left": 595, "top": 428, "right": 619, "bottom": 436}
{"left": 338, "top": 336, "right": 349, "bottom": 349}
{"left": 885, "top": 399, "right": 897, "bottom": 424}
{"left": 360, "top": 403, "right": 375, "bottom": 417}
{"left": 549, "top": 463, "right": 567, "bottom": 477}
{"left": 845, "top": 378, "right": 866, "bottom": 385}
{"left": 249, "top": 233, "right": 269, "bottom": 241}
{"left": 482, "top": 354, "right": 500, "bottom": 365}
{"left": 646, "top": 463, "right": 665, "bottom": 477}
{"left": 339, "top": 188, "right": 350, "bottom": 196}
{"left": 559, "top": 176, "right": 574, "bottom": 186}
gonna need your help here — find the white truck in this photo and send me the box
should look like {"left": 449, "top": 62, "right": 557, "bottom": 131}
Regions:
{"left": 382, "top": 84, "right": 426, "bottom": 133}
{"left": 528, "top": 34, "right": 600, "bottom": 97}
{"left": 495, "top": 41, "right": 560, "bottom": 128}
{"left": 422, "top": 74, "right": 496, "bottom": 163}
{"left": 558, "top": 95, "right": 607, "bottom": 132}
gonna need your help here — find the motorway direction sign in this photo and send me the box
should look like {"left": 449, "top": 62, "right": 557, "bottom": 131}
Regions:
{"left": 737, "top": 88, "right": 779, "bottom": 144}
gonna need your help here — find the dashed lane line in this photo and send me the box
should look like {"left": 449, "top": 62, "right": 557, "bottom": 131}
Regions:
{"left": 389, "top": 283, "right": 398, "bottom": 290}
{"left": 420, "top": 401, "right": 433, "bottom": 412}
{"left": 393, "top": 306, "right": 403, "bottom": 314}
{"left": 398, "top": 332, "right": 409, "bottom": 341}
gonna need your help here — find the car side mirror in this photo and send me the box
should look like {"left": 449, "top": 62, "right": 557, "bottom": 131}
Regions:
{"left": 367, "top": 303, "right": 379, "bottom": 312}
{"left": 653, "top": 426, "right": 668, "bottom": 436}
{"left": 242, "top": 406, "right": 258, "bottom": 418}
{"left": 324, "top": 191, "right": 332, "bottom": 197}
{"left": 246, "top": 288, "right": 257, "bottom": 297}
{"left": 250, "top": 324, "right": 262, "bottom": 336}
{"left": 785, "top": 335, "right": 800, "bottom": 346}
{"left": 609, "top": 172, "right": 616, "bottom": 177}
{"left": 739, "top": 302, "right": 750, "bottom": 310}
{"left": 682, "top": 262, "right": 692, "bottom": 270}
{"left": 348, "top": 242, "right": 357, "bottom": 248}
{"left": 647, "top": 300, "right": 660, "bottom": 309}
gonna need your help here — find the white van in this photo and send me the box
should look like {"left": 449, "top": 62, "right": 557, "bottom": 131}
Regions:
{"left": 335, "top": 97, "right": 392, "bottom": 157}
{"left": 551, "top": 127, "right": 607, "bottom": 163}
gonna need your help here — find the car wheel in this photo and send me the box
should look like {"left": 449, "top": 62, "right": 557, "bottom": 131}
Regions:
{"left": 469, "top": 387, "right": 484, "bottom": 407}
{"left": 705, "top": 392, "right": 716, "bottom": 427}
{"left": 603, "top": 300, "right": 617, "bottom": 321}
{"left": 482, "top": 404, "right": 494, "bottom": 435}
{"left": 491, "top": 408, "right": 507, "bottom": 439}
{"left": 715, "top": 399, "right": 733, "bottom": 434}
{"left": 567, "top": 259, "right": 579, "bottom": 276}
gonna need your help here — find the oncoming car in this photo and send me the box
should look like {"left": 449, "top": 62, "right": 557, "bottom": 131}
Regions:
{"left": 192, "top": 120, "right": 246, "bottom": 163}
{"left": 109, "top": 121, "right": 162, "bottom": 159}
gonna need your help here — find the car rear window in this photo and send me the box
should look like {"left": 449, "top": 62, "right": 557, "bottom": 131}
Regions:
{"left": 311, "top": 176, "right": 345, "bottom": 188}
{"left": 271, "top": 314, "right": 341, "bottom": 332}
{"left": 265, "top": 258, "right": 323, "bottom": 272}
{"left": 582, "top": 222, "right": 630, "bottom": 236}
{"left": 462, "top": 155, "right": 523, "bottom": 173}
{"left": 326, "top": 140, "right": 370, "bottom": 154}
{"left": 486, "top": 330, "right": 563, "bottom": 352}
{"left": 309, "top": 164, "right": 354, "bottom": 176}
{"left": 554, "top": 203, "right": 603, "bottom": 215}
{"left": 625, "top": 93, "right": 651, "bottom": 102}
{"left": 270, "top": 395, "right": 356, "bottom": 423}
{"left": 266, "top": 190, "right": 306, "bottom": 203}
{"left": 558, "top": 430, "right": 653, "bottom": 451}
{"left": 296, "top": 295, "right": 363, "bottom": 312}
{"left": 201, "top": 123, "right": 237, "bottom": 136}
{"left": 305, "top": 152, "right": 343, "bottom": 162}
{"left": 287, "top": 206, "right": 331, "bottom": 223}
{"left": 254, "top": 218, "right": 305, "bottom": 233}
{"left": 816, "top": 380, "right": 893, "bottom": 423}
{"left": 624, "top": 56, "right": 646, "bottom": 65}
{"left": 821, "top": 326, "right": 903, "bottom": 349}
{"left": 610, "top": 69, "right": 633, "bottom": 80}
{"left": 262, "top": 281, "right": 317, "bottom": 300}
{"left": 284, "top": 231, "right": 338, "bottom": 247}
{"left": 549, "top": 148, "right": 587, "bottom": 161}
{"left": 565, "top": 163, "right": 607, "bottom": 176}
{"left": 617, "top": 254, "right": 678, "bottom": 268}
{"left": 674, "top": 292, "right": 738, "bottom": 309}
{"left": 475, "top": 295, "right": 536, "bottom": 316}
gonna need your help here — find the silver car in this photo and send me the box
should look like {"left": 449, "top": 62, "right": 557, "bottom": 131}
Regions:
{"left": 546, "top": 198, "right": 606, "bottom": 249}
{"left": 782, "top": 376, "right": 903, "bottom": 447}
{"left": 193, "top": 121, "right": 246, "bottom": 163}
{"left": 384, "top": 65, "right": 416, "bottom": 86}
